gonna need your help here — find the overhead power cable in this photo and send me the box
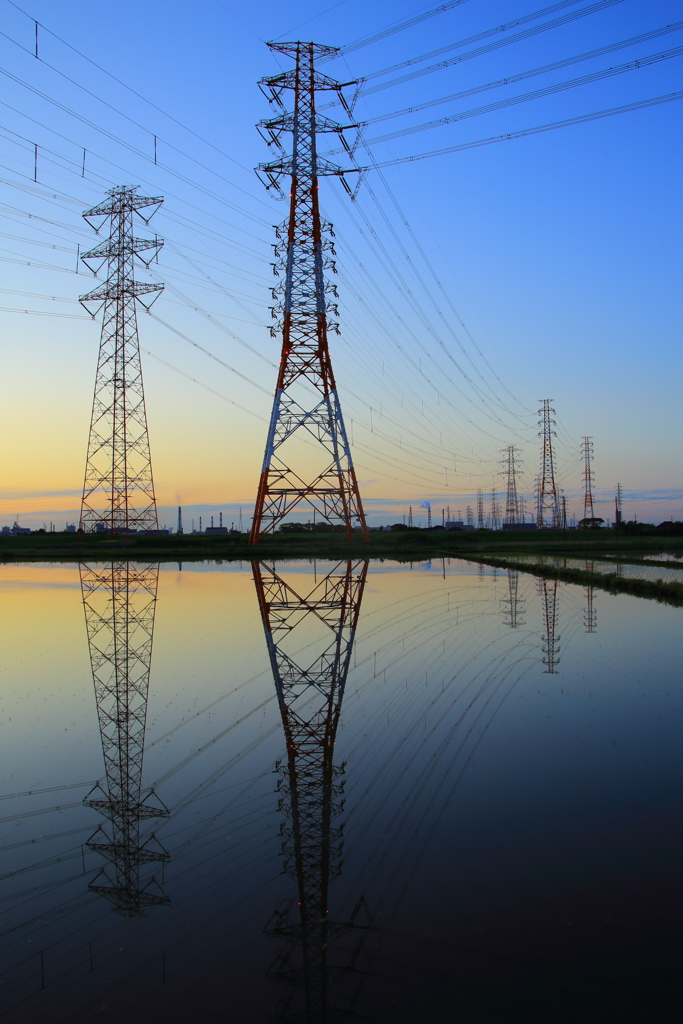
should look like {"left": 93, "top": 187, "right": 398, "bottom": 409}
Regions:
{"left": 364, "top": 91, "right": 683, "bottom": 168}
{"left": 142, "top": 348, "right": 267, "bottom": 422}
{"left": 147, "top": 312, "right": 273, "bottom": 392}
{"left": 358, "top": 0, "right": 627, "bottom": 98}
{"left": 0, "top": 305, "right": 87, "bottom": 317}
{"left": 0, "top": 104, "right": 271, "bottom": 251}
{"left": 354, "top": 0, "right": 595, "bottom": 83}
{"left": 359, "top": 21, "right": 683, "bottom": 127}
{"left": 317, "top": 0, "right": 472, "bottom": 62}
{"left": 0, "top": 65, "right": 272, "bottom": 233}
{"left": 5, "top": 0, "right": 273, "bottom": 196}
{"left": 342, "top": 47, "right": 683, "bottom": 150}
{"left": 0, "top": 25, "right": 271, "bottom": 225}
{"left": 364, "top": 166, "right": 535, "bottom": 414}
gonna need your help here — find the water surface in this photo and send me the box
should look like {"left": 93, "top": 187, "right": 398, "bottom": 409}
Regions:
{"left": 0, "top": 559, "right": 681, "bottom": 1022}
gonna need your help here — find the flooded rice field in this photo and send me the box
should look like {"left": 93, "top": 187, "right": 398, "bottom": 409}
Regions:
{"left": 0, "top": 558, "right": 681, "bottom": 1023}
{"left": 506, "top": 552, "right": 683, "bottom": 585}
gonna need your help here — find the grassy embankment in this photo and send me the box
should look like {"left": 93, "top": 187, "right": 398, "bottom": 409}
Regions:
{"left": 2, "top": 528, "right": 683, "bottom": 606}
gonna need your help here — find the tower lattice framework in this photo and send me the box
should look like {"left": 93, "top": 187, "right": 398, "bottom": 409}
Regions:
{"left": 582, "top": 436, "right": 595, "bottom": 521}
{"left": 253, "top": 559, "right": 369, "bottom": 1021}
{"left": 79, "top": 186, "right": 163, "bottom": 533}
{"left": 250, "top": 42, "right": 368, "bottom": 543}
{"left": 81, "top": 562, "right": 169, "bottom": 916}
{"left": 537, "top": 400, "right": 561, "bottom": 529}
{"left": 502, "top": 445, "right": 522, "bottom": 526}
{"left": 541, "top": 578, "right": 561, "bottom": 673}
{"left": 476, "top": 487, "right": 484, "bottom": 528}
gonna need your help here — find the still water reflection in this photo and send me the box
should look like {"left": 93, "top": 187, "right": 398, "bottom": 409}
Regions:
{"left": 0, "top": 559, "right": 681, "bottom": 1022}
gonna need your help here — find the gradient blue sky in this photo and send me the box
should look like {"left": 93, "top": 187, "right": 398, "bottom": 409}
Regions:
{"left": 0, "top": 0, "right": 681, "bottom": 527}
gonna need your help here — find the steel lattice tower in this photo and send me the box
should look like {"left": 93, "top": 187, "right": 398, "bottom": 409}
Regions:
{"left": 582, "top": 436, "right": 595, "bottom": 521}
{"left": 79, "top": 187, "right": 163, "bottom": 533}
{"left": 489, "top": 487, "right": 501, "bottom": 530}
{"left": 615, "top": 482, "right": 623, "bottom": 528}
{"left": 250, "top": 42, "right": 368, "bottom": 544}
{"left": 253, "top": 559, "right": 368, "bottom": 1021}
{"left": 502, "top": 445, "right": 521, "bottom": 526}
{"left": 476, "top": 487, "right": 484, "bottom": 528}
{"left": 537, "top": 400, "right": 561, "bottom": 529}
{"left": 541, "top": 578, "right": 561, "bottom": 673}
{"left": 82, "top": 562, "right": 169, "bottom": 916}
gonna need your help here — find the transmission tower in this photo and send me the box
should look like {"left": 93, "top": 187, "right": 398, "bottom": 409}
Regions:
{"left": 253, "top": 559, "right": 369, "bottom": 1021}
{"left": 582, "top": 437, "right": 595, "bottom": 522}
{"left": 501, "top": 445, "right": 522, "bottom": 526}
{"left": 489, "top": 488, "right": 501, "bottom": 530}
{"left": 79, "top": 187, "right": 163, "bottom": 533}
{"left": 537, "top": 400, "right": 561, "bottom": 529}
{"left": 476, "top": 488, "right": 484, "bottom": 528}
{"left": 250, "top": 42, "right": 367, "bottom": 543}
{"left": 541, "top": 578, "right": 560, "bottom": 673}
{"left": 501, "top": 568, "right": 525, "bottom": 628}
{"left": 81, "top": 561, "right": 169, "bottom": 916}
{"left": 615, "top": 482, "right": 623, "bottom": 528}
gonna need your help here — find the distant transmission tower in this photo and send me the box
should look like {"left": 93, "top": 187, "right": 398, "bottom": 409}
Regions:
{"left": 489, "top": 488, "right": 501, "bottom": 530}
{"left": 476, "top": 488, "right": 484, "bottom": 528}
{"left": 254, "top": 560, "right": 369, "bottom": 1020}
{"left": 82, "top": 562, "right": 169, "bottom": 915}
{"left": 250, "top": 42, "right": 367, "bottom": 543}
{"left": 541, "top": 579, "right": 560, "bottom": 673}
{"left": 582, "top": 437, "right": 595, "bottom": 521}
{"left": 79, "top": 187, "right": 163, "bottom": 533}
{"left": 615, "top": 482, "right": 623, "bottom": 528}
{"left": 537, "top": 400, "right": 561, "bottom": 529}
{"left": 501, "top": 445, "right": 521, "bottom": 526}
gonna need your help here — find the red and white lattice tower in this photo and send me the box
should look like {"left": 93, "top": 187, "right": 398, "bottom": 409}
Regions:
{"left": 537, "top": 400, "right": 561, "bottom": 529}
{"left": 79, "top": 187, "right": 163, "bottom": 533}
{"left": 250, "top": 42, "right": 367, "bottom": 543}
{"left": 582, "top": 436, "right": 595, "bottom": 521}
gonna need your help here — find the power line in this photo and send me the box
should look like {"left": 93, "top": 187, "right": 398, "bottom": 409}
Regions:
{"left": 318, "top": 0, "right": 472, "bottom": 62}
{"left": 353, "top": 0, "right": 595, "bottom": 84}
{"left": 358, "top": 0, "right": 627, "bottom": 98}
{"left": 5, "top": 0, "right": 273, "bottom": 197}
{"left": 345, "top": 47, "right": 683, "bottom": 151}
{"left": 364, "top": 91, "right": 683, "bottom": 168}
{"left": 358, "top": 21, "right": 683, "bottom": 127}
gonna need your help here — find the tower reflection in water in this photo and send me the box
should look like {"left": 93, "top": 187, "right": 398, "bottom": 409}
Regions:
{"left": 253, "top": 559, "right": 369, "bottom": 1023}
{"left": 80, "top": 561, "right": 170, "bottom": 916}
